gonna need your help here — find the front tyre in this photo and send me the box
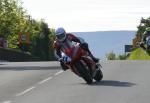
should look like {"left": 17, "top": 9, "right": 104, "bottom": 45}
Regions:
{"left": 74, "top": 61, "right": 93, "bottom": 84}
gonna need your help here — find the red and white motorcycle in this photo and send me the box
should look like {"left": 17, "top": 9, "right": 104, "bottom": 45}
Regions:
{"left": 61, "top": 42, "right": 103, "bottom": 84}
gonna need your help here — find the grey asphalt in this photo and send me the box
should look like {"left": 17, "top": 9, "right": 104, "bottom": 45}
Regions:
{"left": 0, "top": 61, "right": 150, "bottom": 103}
{"left": 0, "top": 61, "right": 59, "bottom": 69}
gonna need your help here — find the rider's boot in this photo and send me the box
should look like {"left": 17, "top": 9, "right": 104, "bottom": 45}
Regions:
{"left": 60, "top": 62, "right": 69, "bottom": 71}
{"left": 88, "top": 50, "right": 99, "bottom": 63}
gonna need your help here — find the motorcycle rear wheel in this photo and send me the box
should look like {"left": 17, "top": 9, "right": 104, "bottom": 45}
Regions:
{"left": 94, "top": 68, "right": 103, "bottom": 82}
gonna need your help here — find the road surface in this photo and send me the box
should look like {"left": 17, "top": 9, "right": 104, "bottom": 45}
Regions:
{"left": 0, "top": 61, "right": 150, "bottom": 103}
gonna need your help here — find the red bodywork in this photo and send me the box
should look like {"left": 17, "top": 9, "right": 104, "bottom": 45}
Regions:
{"left": 66, "top": 44, "right": 96, "bottom": 75}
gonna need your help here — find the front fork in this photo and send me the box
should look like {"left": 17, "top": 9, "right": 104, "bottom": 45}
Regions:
{"left": 66, "top": 64, "right": 81, "bottom": 77}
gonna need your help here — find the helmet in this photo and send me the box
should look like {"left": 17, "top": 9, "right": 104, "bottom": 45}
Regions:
{"left": 146, "top": 27, "right": 150, "bottom": 32}
{"left": 55, "top": 27, "right": 66, "bottom": 42}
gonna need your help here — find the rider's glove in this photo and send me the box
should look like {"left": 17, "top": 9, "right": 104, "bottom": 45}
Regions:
{"left": 58, "top": 57, "right": 67, "bottom": 62}
{"left": 58, "top": 57, "right": 69, "bottom": 71}
{"left": 58, "top": 58, "right": 64, "bottom": 62}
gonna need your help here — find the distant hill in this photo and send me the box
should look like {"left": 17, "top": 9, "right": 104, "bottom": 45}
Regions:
{"left": 72, "top": 31, "right": 136, "bottom": 59}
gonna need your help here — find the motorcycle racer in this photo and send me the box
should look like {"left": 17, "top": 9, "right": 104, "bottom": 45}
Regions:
{"left": 140, "top": 27, "right": 150, "bottom": 50}
{"left": 53, "top": 27, "right": 99, "bottom": 71}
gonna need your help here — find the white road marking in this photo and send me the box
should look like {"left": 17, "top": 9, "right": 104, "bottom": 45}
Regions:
{"left": 16, "top": 86, "right": 35, "bottom": 96}
{"left": 16, "top": 70, "right": 64, "bottom": 97}
{"left": 54, "top": 70, "right": 63, "bottom": 76}
{"left": 38, "top": 70, "right": 63, "bottom": 84}
{"left": 38, "top": 77, "right": 53, "bottom": 84}
{"left": 3, "top": 101, "right": 11, "bottom": 103}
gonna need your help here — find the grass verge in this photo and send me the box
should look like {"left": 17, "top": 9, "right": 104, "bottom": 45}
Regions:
{"left": 127, "top": 48, "right": 150, "bottom": 60}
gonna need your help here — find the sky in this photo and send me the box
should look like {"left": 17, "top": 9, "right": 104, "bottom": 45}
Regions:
{"left": 21, "top": 0, "right": 150, "bottom": 32}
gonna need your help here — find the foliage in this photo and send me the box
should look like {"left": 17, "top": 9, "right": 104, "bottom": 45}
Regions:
{"left": 106, "top": 52, "right": 128, "bottom": 60}
{"left": 127, "top": 48, "right": 150, "bottom": 60}
{"left": 106, "top": 51, "right": 116, "bottom": 60}
{"left": 0, "top": 0, "right": 55, "bottom": 60}
{"left": 30, "top": 20, "right": 55, "bottom": 60}
{"left": 136, "top": 17, "right": 150, "bottom": 40}
{"left": 117, "top": 54, "right": 128, "bottom": 60}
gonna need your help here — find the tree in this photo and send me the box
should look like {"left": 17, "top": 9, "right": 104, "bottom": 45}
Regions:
{"left": 0, "top": 0, "right": 29, "bottom": 49}
{"left": 0, "top": 0, "right": 55, "bottom": 60}
{"left": 117, "top": 54, "right": 127, "bottom": 60}
{"left": 106, "top": 51, "right": 116, "bottom": 60}
{"left": 136, "top": 17, "right": 150, "bottom": 40}
{"left": 31, "top": 20, "right": 55, "bottom": 60}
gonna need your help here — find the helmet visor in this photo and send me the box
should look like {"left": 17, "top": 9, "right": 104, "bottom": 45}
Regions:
{"left": 56, "top": 33, "right": 65, "bottom": 41}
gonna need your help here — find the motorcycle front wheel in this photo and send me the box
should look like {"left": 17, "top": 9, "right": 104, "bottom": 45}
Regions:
{"left": 74, "top": 61, "right": 93, "bottom": 84}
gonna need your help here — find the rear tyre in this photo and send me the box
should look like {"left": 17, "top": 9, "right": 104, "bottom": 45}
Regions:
{"left": 75, "top": 61, "right": 93, "bottom": 84}
{"left": 94, "top": 68, "right": 103, "bottom": 82}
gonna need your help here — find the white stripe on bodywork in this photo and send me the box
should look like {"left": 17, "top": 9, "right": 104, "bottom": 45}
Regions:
{"left": 72, "top": 43, "right": 80, "bottom": 58}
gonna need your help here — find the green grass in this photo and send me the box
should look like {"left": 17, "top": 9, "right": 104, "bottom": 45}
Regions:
{"left": 127, "top": 48, "right": 150, "bottom": 60}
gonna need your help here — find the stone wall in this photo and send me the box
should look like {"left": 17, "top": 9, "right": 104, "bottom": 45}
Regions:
{"left": 0, "top": 48, "right": 40, "bottom": 62}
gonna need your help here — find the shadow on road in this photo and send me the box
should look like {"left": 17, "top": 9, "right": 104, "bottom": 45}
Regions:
{"left": 90, "top": 80, "right": 136, "bottom": 87}
{"left": 0, "top": 67, "right": 60, "bottom": 71}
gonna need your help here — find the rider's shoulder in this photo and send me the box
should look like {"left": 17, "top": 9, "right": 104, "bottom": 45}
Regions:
{"left": 66, "top": 33, "right": 76, "bottom": 39}
{"left": 66, "top": 33, "right": 74, "bottom": 35}
{"left": 53, "top": 40, "right": 61, "bottom": 49}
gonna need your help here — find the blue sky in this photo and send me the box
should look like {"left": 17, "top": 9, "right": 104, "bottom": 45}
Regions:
{"left": 74, "top": 31, "right": 135, "bottom": 59}
{"left": 22, "top": 0, "right": 150, "bottom": 32}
